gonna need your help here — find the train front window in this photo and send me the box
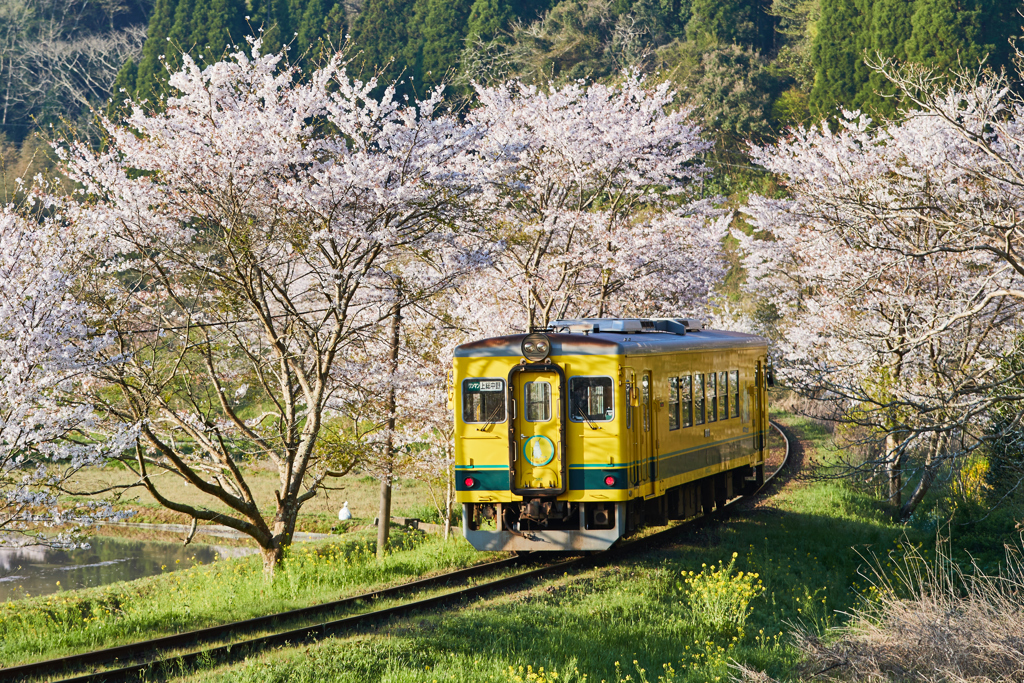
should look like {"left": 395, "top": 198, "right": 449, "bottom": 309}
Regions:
{"left": 570, "top": 376, "right": 614, "bottom": 423}
{"left": 668, "top": 377, "right": 680, "bottom": 431}
{"left": 694, "top": 374, "right": 705, "bottom": 425}
{"left": 524, "top": 381, "right": 551, "bottom": 422}
{"left": 681, "top": 375, "right": 693, "bottom": 427}
{"left": 462, "top": 378, "right": 506, "bottom": 424}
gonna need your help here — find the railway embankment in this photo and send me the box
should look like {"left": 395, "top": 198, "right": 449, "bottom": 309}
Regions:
{"left": 198, "top": 415, "right": 937, "bottom": 682}
{"left": 5, "top": 414, "right": 1017, "bottom": 682}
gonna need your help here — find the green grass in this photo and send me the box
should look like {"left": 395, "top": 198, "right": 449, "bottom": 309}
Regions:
{"left": 7, "top": 413, "right": 950, "bottom": 681}
{"left": 185, "top": 414, "right": 929, "bottom": 683}
{"left": 0, "top": 527, "right": 500, "bottom": 667}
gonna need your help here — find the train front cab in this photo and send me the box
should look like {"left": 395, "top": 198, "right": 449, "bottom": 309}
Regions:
{"left": 453, "top": 326, "right": 769, "bottom": 552}
{"left": 454, "top": 334, "right": 630, "bottom": 551}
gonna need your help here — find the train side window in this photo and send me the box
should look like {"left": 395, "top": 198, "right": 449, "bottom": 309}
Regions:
{"left": 462, "top": 378, "right": 506, "bottom": 424}
{"left": 668, "top": 377, "right": 680, "bottom": 431}
{"left": 741, "top": 375, "right": 750, "bottom": 423}
{"left": 570, "top": 376, "right": 614, "bottom": 423}
{"left": 694, "top": 374, "right": 705, "bottom": 425}
{"left": 719, "top": 371, "right": 728, "bottom": 420}
{"left": 730, "top": 370, "right": 739, "bottom": 418}
{"left": 681, "top": 375, "right": 693, "bottom": 427}
{"left": 708, "top": 372, "right": 717, "bottom": 422}
{"left": 524, "top": 381, "right": 551, "bottom": 422}
{"left": 625, "top": 381, "right": 633, "bottom": 429}
{"left": 640, "top": 375, "right": 650, "bottom": 432}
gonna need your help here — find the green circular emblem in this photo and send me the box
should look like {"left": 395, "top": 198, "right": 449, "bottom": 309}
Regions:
{"left": 523, "top": 435, "right": 556, "bottom": 467}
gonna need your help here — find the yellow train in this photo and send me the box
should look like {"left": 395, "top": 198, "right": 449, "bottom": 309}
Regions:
{"left": 450, "top": 318, "right": 770, "bottom": 551}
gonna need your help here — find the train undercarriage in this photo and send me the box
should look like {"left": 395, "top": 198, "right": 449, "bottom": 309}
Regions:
{"left": 462, "top": 464, "right": 764, "bottom": 551}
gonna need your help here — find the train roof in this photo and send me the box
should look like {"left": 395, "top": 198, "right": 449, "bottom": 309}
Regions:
{"left": 454, "top": 318, "right": 767, "bottom": 358}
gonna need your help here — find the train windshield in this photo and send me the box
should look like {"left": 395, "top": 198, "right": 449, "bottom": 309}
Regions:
{"left": 462, "top": 378, "right": 506, "bottom": 423}
{"left": 569, "top": 376, "right": 613, "bottom": 422}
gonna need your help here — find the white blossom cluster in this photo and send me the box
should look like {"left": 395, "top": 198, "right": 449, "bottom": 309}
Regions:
{"left": 737, "top": 64, "right": 1024, "bottom": 517}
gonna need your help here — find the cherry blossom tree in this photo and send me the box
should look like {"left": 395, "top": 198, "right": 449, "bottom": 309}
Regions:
{"left": 0, "top": 204, "right": 136, "bottom": 547}
{"left": 393, "top": 287, "right": 474, "bottom": 541}
{"left": 467, "top": 74, "right": 729, "bottom": 332}
{"left": 738, "top": 63, "right": 1024, "bottom": 519}
{"left": 56, "top": 41, "right": 482, "bottom": 575}
{"left": 342, "top": 245, "right": 489, "bottom": 554}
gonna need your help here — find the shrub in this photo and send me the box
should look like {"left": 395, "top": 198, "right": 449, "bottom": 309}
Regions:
{"left": 678, "top": 552, "right": 764, "bottom": 638}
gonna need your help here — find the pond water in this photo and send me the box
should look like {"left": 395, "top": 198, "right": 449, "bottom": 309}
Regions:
{"left": 0, "top": 536, "right": 255, "bottom": 602}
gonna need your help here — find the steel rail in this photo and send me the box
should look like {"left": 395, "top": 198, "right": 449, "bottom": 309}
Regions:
{"left": 4, "top": 421, "right": 789, "bottom": 683}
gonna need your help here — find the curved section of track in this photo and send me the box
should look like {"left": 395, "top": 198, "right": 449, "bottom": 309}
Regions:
{"left": 5, "top": 422, "right": 789, "bottom": 683}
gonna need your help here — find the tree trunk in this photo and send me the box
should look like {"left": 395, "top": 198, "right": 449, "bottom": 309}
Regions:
{"left": 376, "top": 474, "right": 392, "bottom": 559}
{"left": 262, "top": 494, "right": 298, "bottom": 578}
{"left": 261, "top": 543, "right": 284, "bottom": 578}
{"left": 901, "top": 433, "right": 942, "bottom": 521}
{"left": 885, "top": 432, "right": 903, "bottom": 519}
{"left": 442, "top": 473, "right": 453, "bottom": 541}
{"left": 376, "top": 300, "right": 402, "bottom": 559}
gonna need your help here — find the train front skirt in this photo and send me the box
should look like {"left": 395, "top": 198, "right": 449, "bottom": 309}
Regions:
{"left": 462, "top": 502, "right": 627, "bottom": 552}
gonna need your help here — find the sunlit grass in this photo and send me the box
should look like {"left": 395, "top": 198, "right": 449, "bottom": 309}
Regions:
{"left": 5, "top": 412, "right": 932, "bottom": 681}
{"left": 0, "top": 528, "right": 498, "bottom": 666}
{"left": 201, "top": 413, "right": 919, "bottom": 683}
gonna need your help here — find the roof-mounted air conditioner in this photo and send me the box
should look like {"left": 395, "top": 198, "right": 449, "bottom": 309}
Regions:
{"left": 551, "top": 318, "right": 702, "bottom": 335}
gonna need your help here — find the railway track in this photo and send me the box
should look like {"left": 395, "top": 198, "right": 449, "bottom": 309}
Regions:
{"left": 4, "top": 421, "right": 789, "bottom": 683}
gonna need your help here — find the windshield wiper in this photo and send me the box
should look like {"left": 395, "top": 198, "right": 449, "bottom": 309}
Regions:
{"left": 573, "top": 398, "right": 600, "bottom": 430}
{"left": 477, "top": 402, "right": 504, "bottom": 432}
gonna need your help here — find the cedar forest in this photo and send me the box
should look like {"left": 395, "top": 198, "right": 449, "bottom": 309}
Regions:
{"left": 2, "top": 0, "right": 1020, "bottom": 149}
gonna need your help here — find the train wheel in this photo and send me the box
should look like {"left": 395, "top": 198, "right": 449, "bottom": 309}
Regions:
{"left": 713, "top": 473, "right": 728, "bottom": 509}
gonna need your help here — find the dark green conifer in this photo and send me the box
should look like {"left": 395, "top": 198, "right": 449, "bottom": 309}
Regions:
{"left": 904, "top": 0, "right": 982, "bottom": 74}
{"left": 350, "top": 0, "right": 418, "bottom": 83}
{"left": 297, "top": 0, "right": 326, "bottom": 55}
{"left": 297, "top": 0, "right": 347, "bottom": 64}
{"left": 861, "top": 0, "right": 912, "bottom": 116}
{"left": 322, "top": 2, "right": 347, "bottom": 47}
{"left": 509, "top": 0, "right": 555, "bottom": 20}
{"left": 418, "top": 0, "right": 475, "bottom": 87}
{"left": 166, "top": 0, "right": 197, "bottom": 69}
{"left": 107, "top": 58, "right": 138, "bottom": 120}
{"left": 977, "top": 0, "right": 1016, "bottom": 72}
{"left": 250, "top": 0, "right": 293, "bottom": 54}
{"left": 134, "top": 0, "right": 178, "bottom": 103}
{"left": 193, "top": 0, "right": 249, "bottom": 62}
{"left": 465, "top": 0, "right": 515, "bottom": 43}
{"left": 809, "top": 0, "right": 867, "bottom": 116}
{"left": 685, "top": 0, "right": 772, "bottom": 52}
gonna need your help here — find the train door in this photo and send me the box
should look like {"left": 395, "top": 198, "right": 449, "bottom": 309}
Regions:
{"left": 754, "top": 361, "right": 764, "bottom": 453}
{"left": 624, "top": 369, "right": 636, "bottom": 486}
{"left": 511, "top": 368, "right": 563, "bottom": 491}
{"left": 639, "top": 371, "right": 654, "bottom": 497}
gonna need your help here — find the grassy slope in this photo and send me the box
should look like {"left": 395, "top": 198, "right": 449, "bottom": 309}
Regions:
{"left": 192, "top": 414, "right": 930, "bottom": 683}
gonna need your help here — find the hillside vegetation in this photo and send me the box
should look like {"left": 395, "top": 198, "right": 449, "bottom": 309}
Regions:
{"left": 4, "top": 0, "right": 1018, "bottom": 168}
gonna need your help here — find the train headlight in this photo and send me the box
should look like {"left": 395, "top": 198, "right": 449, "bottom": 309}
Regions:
{"left": 604, "top": 475, "right": 616, "bottom": 487}
{"left": 521, "top": 333, "right": 551, "bottom": 362}
{"left": 464, "top": 477, "right": 476, "bottom": 488}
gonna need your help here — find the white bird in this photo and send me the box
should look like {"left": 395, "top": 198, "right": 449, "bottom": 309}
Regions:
{"left": 338, "top": 501, "right": 352, "bottom": 521}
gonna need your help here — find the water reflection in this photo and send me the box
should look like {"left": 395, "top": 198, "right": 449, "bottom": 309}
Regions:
{"left": 0, "top": 537, "right": 255, "bottom": 601}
